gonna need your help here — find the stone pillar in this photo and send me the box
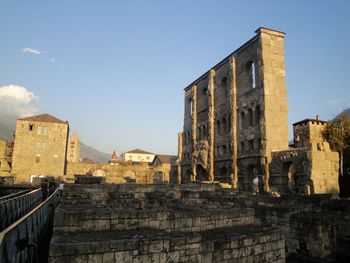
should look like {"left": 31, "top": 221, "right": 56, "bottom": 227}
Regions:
{"left": 177, "top": 132, "right": 183, "bottom": 184}
{"left": 229, "top": 56, "right": 238, "bottom": 188}
{"left": 208, "top": 70, "right": 215, "bottom": 182}
{"left": 257, "top": 28, "right": 288, "bottom": 192}
{"left": 262, "top": 158, "right": 270, "bottom": 192}
{"left": 191, "top": 85, "right": 198, "bottom": 182}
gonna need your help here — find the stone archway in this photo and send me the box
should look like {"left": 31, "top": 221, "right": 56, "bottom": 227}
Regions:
{"left": 245, "top": 165, "right": 257, "bottom": 191}
{"left": 281, "top": 162, "right": 297, "bottom": 193}
{"left": 219, "top": 166, "right": 228, "bottom": 183}
{"left": 153, "top": 171, "right": 164, "bottom": 184}
{"left": 124, "top": 170, "right": 136, "bottom": 183}
{"left": 183, "top": 169, "right": 191, "bottom": 184}
{"left": 92, "top": 169, "right": 106, "bottom": 177}
{"left": 196, "top": 164, "right": 208, "bottom": 181}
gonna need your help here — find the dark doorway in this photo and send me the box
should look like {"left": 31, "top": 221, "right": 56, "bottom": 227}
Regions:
{"left": 196, "top": 164, "right": 208, "bottom": 181}
{"left": 245, "top": 165, "right": 256, "bottom": 191}
{"left": 219, "top": 166, "right": 228, "bottom": 183}
{"left": 281, "top": 162, "right": 297, "bottom": 193}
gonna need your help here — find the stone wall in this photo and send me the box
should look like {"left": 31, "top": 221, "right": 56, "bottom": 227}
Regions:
{"left": 49, "top": 184, "right": 350, "bottom": 262}
{"left": 270, "top": 147, "right": 339, "bottom": 194}
{"left": 49, "top": 184, "right": 286, "bottom": 263}
{"left": 11, "top": 119, "right": 69, "bottom": 183}
{"left": 65, "top": 161, "right": 172, "bottom": 184}
{"left": 50, "top": 226, "right": 284, "bottom": 263}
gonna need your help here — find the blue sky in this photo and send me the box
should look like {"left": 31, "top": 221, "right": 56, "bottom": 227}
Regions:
{"left": 0, "top": 0, "right": 349, "bottom": 155}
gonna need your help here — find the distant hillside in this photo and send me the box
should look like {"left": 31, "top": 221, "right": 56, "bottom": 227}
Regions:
{"left": 0, "top": 113, "right": 16, "bottom": 141}
{"left": 0, "top": 112, "right": 110, "bottom": 163}
{"left": 335, "top": 108, "right": 350, "bottom": 120}
{"left": 80, "top": 142, "right": 111, "bottom": 163}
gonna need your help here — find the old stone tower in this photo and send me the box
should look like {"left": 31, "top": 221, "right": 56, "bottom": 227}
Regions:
{"left": 178, "top": 27, "right": 288, "bottom": 190}
{"left": 67, "top": 131, "right": 80, "bottom": 163}
{"left": 11, "top": 114, "right": 69, "bottom": 183}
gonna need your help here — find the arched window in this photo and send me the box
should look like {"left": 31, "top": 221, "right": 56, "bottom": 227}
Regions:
{"left": 216, "top": 120, "right": 221, "bottom": 135}
{"left": 198, "top": 127, "right": 201, "bottom": 140}
{"left": 227, "top": 114, "right": 231, "bottom": 132}
{"left": 221, "top": 77, "right": 229, "bottom": 97}
{"left": 250, "top": 62, "right": 256, "bottom": 89}
{"left": 222, "top": 145, "right": 227, "bottom": 155}
{"left": 222, "top": 118, "right": 227, "bottom": 134}
{"left": 202, "top": 125, "right": 206, "bottom": 139}
{"left": 255, "top": 105, "right": 261, "bottom": 125}
{"left": 202, "top": 87, "right": 208, "bottom": 95}
{"left": 240, "top": 142, "right": 245, "bottom": 153}
{"left": 248, "top": 109, "right": 253, "bottom": 126}
{"left": 188, "top": 98, "right": 194, "bottom": 115}
{"left": 240, "top": 111, "right": 245, "bottom": 129}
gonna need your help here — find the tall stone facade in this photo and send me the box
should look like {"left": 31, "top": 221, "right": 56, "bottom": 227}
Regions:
{"left": 11, "top": 114, "right": 69, "bottom": 183}
{"left": 67, "top": 131, "right": 80, "bottom": 162}
{"left": 180, "top": 28, "right": 288, "bottom": 190}
{"left": 178, "top": 27, "right": 339, "bottom": 194}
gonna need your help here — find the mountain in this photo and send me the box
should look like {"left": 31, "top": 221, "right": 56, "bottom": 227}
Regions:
{"left": 0, "top": 113, "right": 17, "bottom": 141}
{"left": 0, "top": 112, "right": 110, "bottom": 163}
{"left": 80, "top": 142, "right": 111, "bottom": 163}
{"left": 335, "top": 108, "right": 350, "bottom": 120}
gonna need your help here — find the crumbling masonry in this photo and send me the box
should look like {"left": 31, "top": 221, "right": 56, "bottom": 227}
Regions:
{"left": 176, "top": 27, "right": 339, "bottom": 194}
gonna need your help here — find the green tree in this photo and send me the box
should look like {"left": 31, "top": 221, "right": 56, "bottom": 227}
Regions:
{"left": 323, "top": 116, "right": 350, "bottom": 176}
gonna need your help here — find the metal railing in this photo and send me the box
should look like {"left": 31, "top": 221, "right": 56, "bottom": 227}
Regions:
{"left": 0, "top": 189, "right": 42, "bottom": 231}
{"left": 0, "top": 188, "right": 60, "bottom": 263}
{"left": 0, "top": 189, "right": 32, "bottom": 203}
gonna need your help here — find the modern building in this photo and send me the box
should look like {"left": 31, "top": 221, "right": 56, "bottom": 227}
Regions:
{"left": 120, "top": 149, "right": 155, "bottom": 163}
{"left": 11, "top": 113, "right": 69, "bottom": 183}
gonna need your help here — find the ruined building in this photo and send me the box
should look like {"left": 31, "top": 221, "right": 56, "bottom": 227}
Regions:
{"left": 67, "top": 131, "right": 80, "bottom": 162}
{"left": 177, "top": 27, "right": 339, "bottom": 194}
{"left": 11, "top": 114, "right": 69, "bottom": 183}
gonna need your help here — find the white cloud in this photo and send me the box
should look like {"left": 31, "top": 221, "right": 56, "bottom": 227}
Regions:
{"left": 328, "top": 96, "right": 350, "bottom": 111}
{"left": 50, "top": 58, "right": 63, "bottom": 67}
{"left": 22, "top": 47, "right": 42, "bottom": 55}
{"left": 328, "top": 99, "right": 340, "bottom": 109}
{"left": 0, "top": 84, "right": 39, "bottom": 117}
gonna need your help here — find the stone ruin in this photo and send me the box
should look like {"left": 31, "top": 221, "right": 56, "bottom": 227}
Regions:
{"left": 176, "top": 27, "right": 339, "bottom": 195}
{"left": 47, "top": 27, "right": 346, "bottom": 263}
{"left": 49, "top": 184, "right": 350, "bottom": 262}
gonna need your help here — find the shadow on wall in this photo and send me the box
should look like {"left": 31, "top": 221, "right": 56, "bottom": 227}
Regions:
{"left": 339, "top": 175, "right": 350, "bottom": 198}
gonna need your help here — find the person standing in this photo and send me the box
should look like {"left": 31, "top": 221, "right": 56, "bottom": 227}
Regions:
{"left": 59, "top": 182, "right": 64, "bottom": 197}
{"left": 253, "top": 175, "right": 259, "bottom": 194}
{"left": 41, "top": 178, "right": 48, "bottom": 201}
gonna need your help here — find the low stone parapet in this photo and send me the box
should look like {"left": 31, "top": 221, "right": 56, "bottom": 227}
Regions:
{"left": 53, "top": 205, "right": 256, "bottom": 233}
{"left": 49, "top": 225, "right": 285, "bottom": 263}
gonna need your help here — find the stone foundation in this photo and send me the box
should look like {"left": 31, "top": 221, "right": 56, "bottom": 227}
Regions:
{"left": 49, "top": 184, "right": 350, "bottom": 262}
{"left": 50, "top": 227, "right": 284, "bottom": 263}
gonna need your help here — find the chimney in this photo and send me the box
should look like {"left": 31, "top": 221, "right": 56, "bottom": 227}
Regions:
{"left": 316, "top": 115, "right": 319, "bottom": 121}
